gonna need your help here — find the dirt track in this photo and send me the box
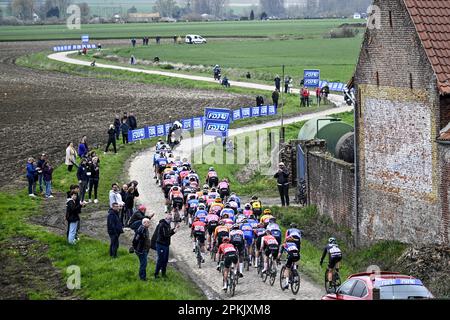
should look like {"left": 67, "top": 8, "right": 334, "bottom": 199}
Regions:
{"left": 0, "top": 40, "right": 253, "bottom": 190}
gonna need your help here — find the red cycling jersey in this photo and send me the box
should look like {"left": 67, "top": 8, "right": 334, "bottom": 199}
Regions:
{"left": 218, "top": 243, "right": 236, "bottom": 255}
{"left": 261, "top": 235, "right": 278, "bottom": 249}
{"left": 192, "top": 220, "right": 206, "bottom": 233}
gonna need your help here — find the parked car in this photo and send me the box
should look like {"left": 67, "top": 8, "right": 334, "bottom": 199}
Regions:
{"left": 321, "top": 272, "right": 434, "bottom": 300}
{"left": 185, "top": 35, "right": 207, "bottom": 44}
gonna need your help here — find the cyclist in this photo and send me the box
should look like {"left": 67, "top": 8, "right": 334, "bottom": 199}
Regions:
{"left": 189, "top": 176, "right": 199, "bottom": 190}
{"left": 191, "top": 217, "right": 206, "bottom": 263}
{"left": 234, "top": 209, "right": 246, "bottom": 224}
{"left": 206, "top": 167, "right": 219, "bottom": 188}
{"left": 228, "top": 192, "right": 241, "bottom": 208}
{"left": 194, "top": 203, "right": 208, "bottom": 223}
{"left": 220, "top": 213, "right": 234, "bottom": 229}
{"left": 320, "top": 237, "right": 343, "bottom": 288}
{"left": 229, "top": 224, "right": 245, "bottom": 278}
{"left": 197, "top": 185, "right": 209, "bottom": 202}
{"left": 285, "top": 223, "right": 302, "bottom": 250}
{"left": 218, "top": 178, "right": 230, "bottom": 201}
{"left": 240, "top": 218, "right": 255, "bottom": 266}
{"left": 179, "top": 166, "right": 190, "bottom": 182}
{"left": 156, "top": 138, "right": 165, "bottom": 150}
{"left": 186, "top": 194, "right": 199, "bottom": 226}
{"left": 210, "top": 197, "right": 224, "bottom": 216}
{"left": 277, "top": 236, "right": 300, "bottom": 289}
{"left": 220, "top": 203, "right": 235, "bottom": 220}
{"left": 155, "top": 152, "right": 168, "bottom": 185}
{"left": 214, "top": 220, "right": 230, "bottom": 251}
{"left": 254, "top": 223, "right": 266, "bottom": 268}
{"left": 247, "top": 214, "right": 259, "bottom": 229}
{"left": 216, "top": 236, "right": 238, "bottom": 291}
{"left": 260, "top": 229, "right": 279, "bottom": 273}
{"left": 169, "top": 185, "right": 184, "bottom": 223}
{"left": 187, "top": 170, "right": 199, "bottom": 184}
{"left": 243, "top": 203, "right": 253, "bottom": 217}
{"left": 181, "top": 158, "right": 191, "bottom": 171}
{"left": 206, "top": 210, "right": 220, "bottom": 250}
{"left": 250, "top": 195, "right": 263, "bottom": 220}
{"left": 266, "top": 217, "right": 282, "bottom": 250}
{"left": 260, "top": 208, "right": 274, "bottom": 225}
{"left": 153, "top": 149, "right": 161, "bottom": 179}
{"left": 167, "top": 153, "right": 175, "bottom": 164}
{"left": 162, "top": 174, "right": 176, "bottom": 213}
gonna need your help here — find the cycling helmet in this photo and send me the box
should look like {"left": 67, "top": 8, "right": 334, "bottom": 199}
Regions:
{"left": 215, "top": 198, "right": 222, "bottom": 203}
{"left": 328, "top": 237, "right": 337, "bottom": 244}
{"left": 265, "top": 229, "right": 272, "bottom": 235}
{"left": 258, "top": 223, "right": 265, "bottom": 228}
{"left": 225, "top": 202, "right": 231, "bottom": 208}
{"left": 172, "top": 186, "right": 179, "bottom": 191}
{"left": 198, "top": 203, "right": 206, "bottom": 210}
{"left": 209, "top": 167, "right": 214, "bottom": 171}
{"left": 251, "top": 195, "right": 258, "bottom": 200}
{"left": 232, "top": 224, "right": 239, "bottom": 230}
{"left": 203, "top": 184, "right": 209, "bottom": 190}
{"left": 222, "top": 236, "right": 230, "bottom": 243}
{"left": 242, "top": 218, "right": 248, "bottom": 223}
{"left": 222, "top": 213, "right": 229, "bottom": 219}
{"left": 263, "top": 208, "right": 272, "bottom": 215}
{"left": 244, "top": 203, "right": 251, "bottom": 210}
{"left": 194, "top": 217, "right": 200, "bottom": 222}
{"left": 249, "top": 214, "right": 256, "bottom": 220}
{"left": 237, "top": 208, "right": 244, "bottom": 214}
{"left": 269, "top": 217, "right": 276, "bottom": 223}
{"left": 189, "top": 194, "right": 196, "bottom": 200}
{"left": 211, "top": 187, "right": 217, "bottom": 192}
{"left": 290, "top": 223, "right": 298, "bottom": 228}
{"left": 172, "top": 166, "right": 178, "bottom": 172}
{"left": 219, "top": 220, "right": 225, "bottom": 226}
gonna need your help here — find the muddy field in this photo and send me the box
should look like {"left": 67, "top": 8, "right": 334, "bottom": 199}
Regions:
{"left": 0, "top": 40, "right": 253, "bottom": 190}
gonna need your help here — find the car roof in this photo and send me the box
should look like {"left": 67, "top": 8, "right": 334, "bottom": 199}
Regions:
{"left": 347, "top": 272, "right": 424, "bottom": 286}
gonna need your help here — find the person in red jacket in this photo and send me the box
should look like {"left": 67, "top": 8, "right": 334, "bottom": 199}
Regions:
{"left": 316, "top": 86, "right": 321, "bottom": 105}
{"left": 216, "top": 236, "right": 238, "bottom": 291}
{"left": 302, "top": 87, "right": 310, "bottom": 107}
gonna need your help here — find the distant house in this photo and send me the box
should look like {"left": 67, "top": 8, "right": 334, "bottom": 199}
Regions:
{"left": 33, "top": 12, "right": 39, "bottom": 22}
{"left": 127, "top": 12, "right": 161, "bottom": 23}
{"left": 113, "top": 14, "right": 124, "bottom": 23}
{"left": 353, "top": 12, "right": 361, "bottom": 19}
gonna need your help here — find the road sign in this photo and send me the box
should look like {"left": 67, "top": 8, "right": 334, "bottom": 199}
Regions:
{"left": 82, "top": 34, "right": 89, "bottom": 43}
{"left": 204, "top": 108, "right": 231, "bottom": 137}
{"left": 303, "top": 69, "right": 320, "bottom": 88}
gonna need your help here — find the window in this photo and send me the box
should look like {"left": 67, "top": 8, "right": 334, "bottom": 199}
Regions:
{"left": 380, "top": 285, "right": 433, "bottom": 300}
{"left": 337, "top": 279, "right": 357, "bottom": 296}
{"left": 350, "top": 280, "right": 368, "bottom": 298}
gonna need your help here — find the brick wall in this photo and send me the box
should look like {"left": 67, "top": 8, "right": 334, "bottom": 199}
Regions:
{"left": 354, "top": 0, "right": 446, "bottom": 244}
{"left": 440, "top": 96, "right": 450, "bottom": 130}
{"left": 307, "top": 151, "right": 356, "bottom": 236}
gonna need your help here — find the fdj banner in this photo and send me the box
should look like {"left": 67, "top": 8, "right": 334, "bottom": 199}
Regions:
{"left": 128, "top": 128, "right": 147, "bottom": 142}
{"left": 304, "top": 69, "right": 320, "bottom": 88}
{"left": 204, "top": 108, "right": 231, "bottom": 137}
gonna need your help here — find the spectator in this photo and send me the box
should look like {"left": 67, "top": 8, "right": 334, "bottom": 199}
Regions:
{"left": 107, "top": 202, "right": 124, "bottom": 258}
{"left": 302, "top": 87, "right": 310, "bottom": 107}
{"left": 36, "top": 153, "right": 47, "bottom": 194}
{"left": 109, "top": 183, "right": 124, "bottom": 209}
{"left": 65, "top": 142, "right": 77, "bottom": 172}
{"left": 66, "top": 191, "right": 80, "bottom": 244}
{"left": 316, "top": 87, "right": 321, "bottom": 105}
{"left": 78, "top": 136, "right": 89, "bottom": 159}
{"left": 124, "top": 186, "right": 136, "bottom": 226}
{"left": 82, "top": 47, "right": 87, "bottom": 55}
{"left": 105, "top": 124, "right": 117, "bottom": 154}
{"left": 274, "top": 162, "right": 290, "bottom": 207}
{"left": 131, "top": 38, "right": 136, "bottom": 47}
{"left": 133, "top": 218, "right": 152, "bottom": 281}
{"left": 246, "top": 72, "right": 251, "bottom": 79}
{"left": 122, "top": 112, "right": 128, "bottom": 123}
{"left": 142, "top": 37, "right": 146, "bottom": 46}
{"left": 77, "top": 158, "right": 89, "bottom": 204}
{"left": 42, "top": 160, "right": 54, "bottom": 198}
{"left": 152, "top": 213, "right": 180, "bottom": 279}
{"left": 272, "top": 90, "right": 279, "bottom": 109}
{"left": 120, "top": 119, "right": 129, "bottom": 144}
{"left": 284, "top": 76, "right": 290, "bottom": 94}
{"left": 98, "top": 43, "right": 102, "bottom": 50}
{"left": 130, "top": 55, "right": 136, "bottom": 65}
{"left": 128, "top": 180, "right": 140, "bottom": 198}
{"left": 274, "top": 75, "right": 281, "bottom": 91}
{"left": 129, "top": 205, "right": 155, "bottom": 231}
{"left": 87, "top": 156, "right": 100, "bottom": 204}
{"left": 26, "top": 157, "right": 37, "bottom": 197}
{"left": 67, "top": 184, "right": 83, "bottom": 241}
{"left": 120, "top": 184, "right": 129, "bottom": 225}
{"left": 114, "top": 115, "right": 121, "bottom": 140}
{"left": 173, "top": 35, "right": 177, "bottom": 44}
{"left": 128, "top": 112, "right": 137, "bottom": 131}
{"left": 156, "top": 36, "right": 161, "bottom": 44}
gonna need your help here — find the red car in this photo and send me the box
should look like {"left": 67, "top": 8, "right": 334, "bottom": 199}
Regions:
{"left": 321, "top": 272, "right": 434, "bottom": 300}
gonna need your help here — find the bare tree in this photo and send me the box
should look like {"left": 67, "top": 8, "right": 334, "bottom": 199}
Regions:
{"left": 77, "top": 2, "right": 89, "bottom": 18}
{"left": 154, "top": 0, "right": 177, "bottom": 17}
{"left": 11, "top": 0, "right": 35, "bottom": 20}
{"left": 259, "top": 0, "right": 285, "bottom": 17}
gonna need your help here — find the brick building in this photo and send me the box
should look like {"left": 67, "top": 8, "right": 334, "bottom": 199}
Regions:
{"left": 353, "top": 0, "right": 450, "bottom": 245}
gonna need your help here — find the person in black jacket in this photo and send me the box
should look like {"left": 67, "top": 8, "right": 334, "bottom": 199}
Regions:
{"left": 66, "top": 191, "right": 80, "bottom": 244}
{"left": 152, "top": 213, "right": 179, "bottom": 279}
{"left": 77, "top": 158, "right": 89, "bottom": 204}
{"left": 87, "top": 156, "right": 100, "bottom": 203}
{"left": 105, "top": 124, "right": 117, "bottom": 154}
{"left": 129, "top": 205, "right": 155, "bottom": 230}
{"left": 274, "top": 162, "right": 290, "bottom": 206}
{"left": 114, "top": 115, "right": 121, "bottom": 140}
{"left": 107, "top": 203, "right": 123, "bottom": 258}
{"left": 120, "top": 119, "right": 129, "bottom": 144}
{"left": 133, "top": 218, "right": 152, "bottom": 281}
{"left": 128, "top": 112, "right": 137, "bottom": 131}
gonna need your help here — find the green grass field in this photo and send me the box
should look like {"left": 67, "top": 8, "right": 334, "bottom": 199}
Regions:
{"left": 101, "top": 36, "right": 361, "bottom": 83}
{"left": 0, "top": 19, "right": 363, "bottom": 41}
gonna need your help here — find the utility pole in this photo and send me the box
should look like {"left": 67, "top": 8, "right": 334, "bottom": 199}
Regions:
{"left": 280, "top": 64, "right": 285, "bottom": 143}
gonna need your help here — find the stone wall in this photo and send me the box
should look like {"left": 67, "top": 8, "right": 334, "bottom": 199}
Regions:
{"left": 307, "top": 151, "right": 356, "bottom": 236}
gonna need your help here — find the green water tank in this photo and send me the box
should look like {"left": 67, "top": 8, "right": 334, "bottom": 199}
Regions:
{"left": 317, "top": 122, "right": 354, "bottom": 156}
{"left": 297, "top": 117, "right": 334, "bottom": 141}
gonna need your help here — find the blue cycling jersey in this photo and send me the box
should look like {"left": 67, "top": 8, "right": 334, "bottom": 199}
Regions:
{"left": 247, "top": 219, "right": 259, "bottom": 229}
{"left": 282, "top": 242, "right": 299, "bottom": 254}
{"left": 194, "top": 210, "right": 208, "bottom": 222}
{"left": 241, "top": 223, "right": 254, "bottom": 238}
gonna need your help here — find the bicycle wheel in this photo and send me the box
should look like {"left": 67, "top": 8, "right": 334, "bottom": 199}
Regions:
{"left": 279, "top": 266, "right": 287, "bottom": 291}
{"left": 269, "top": 261, "right": 277, "bottom": 286}
{"left": 228, "top": 271, "right": 235, "bottom": 297}
{"left": 333, "top": 271, "right": 341, "bottom": 291}
{"left": 291, "top": 269, "right": 300, "bottom": 295}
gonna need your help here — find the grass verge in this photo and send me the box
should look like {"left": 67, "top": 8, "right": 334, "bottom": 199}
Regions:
{"left": 0, "top": 139, "right": 204, "bottom": 300}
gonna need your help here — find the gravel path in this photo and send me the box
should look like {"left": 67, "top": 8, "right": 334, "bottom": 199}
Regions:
{"left": 128, "top": 107, "right": 352, "bottom": 300}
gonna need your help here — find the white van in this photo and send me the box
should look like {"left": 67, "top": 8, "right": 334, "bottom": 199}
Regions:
{"left": 185, "top": 35, "right": 207, "bottom": 44}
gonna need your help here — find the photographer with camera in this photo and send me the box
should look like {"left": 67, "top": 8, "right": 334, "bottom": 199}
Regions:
{"left": 274, "top": 162, "right": 290, "bottom": 207}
